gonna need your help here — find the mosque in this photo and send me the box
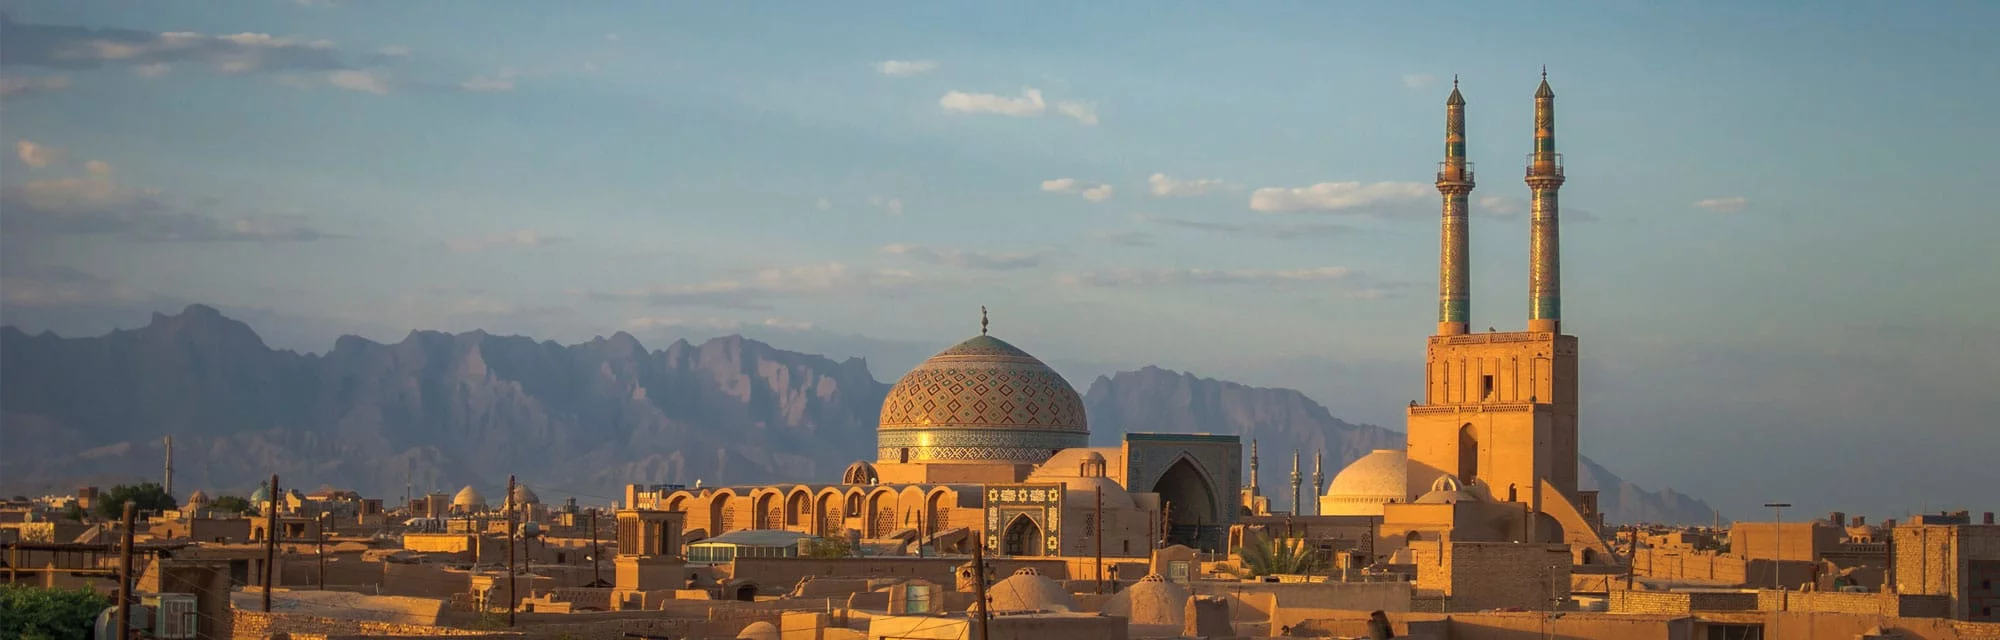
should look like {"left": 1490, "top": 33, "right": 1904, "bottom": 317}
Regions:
{"left": 625, "top": 309, "right": 1244, "bottom": 555}
{"left": 631, "top": 73, "right": 1614, "bottom": 569}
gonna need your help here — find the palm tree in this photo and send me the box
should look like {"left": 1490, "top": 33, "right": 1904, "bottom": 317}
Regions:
{"left": 1236, "top": 535, "right": 1326, "bottom": 577}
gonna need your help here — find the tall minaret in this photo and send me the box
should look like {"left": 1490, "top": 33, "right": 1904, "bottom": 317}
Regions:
{"left": 1288, "top": 450, "right": 1302, "bottom": 516}
{"left": 1310, "top": 450, "right": 1324, "bottom": 516}
{"left": 1526, "top": 67, "right": 1566, "bottom": 333}
{"left": 163, "top": 435, "right": 174, "bottom": 497}
{"left": 1437, "top": 75, "right": 1475, "bottom": 336}
{"left": 1248, "top": 439, "right": 1261, "bottom": 495}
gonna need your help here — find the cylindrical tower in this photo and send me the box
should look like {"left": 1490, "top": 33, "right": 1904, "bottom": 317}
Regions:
{"left": 1525, "top": 68, "right": 1566, "bottom": 333}
{"left": 1437, "top": 77, "right": 1475, "bottom": 336}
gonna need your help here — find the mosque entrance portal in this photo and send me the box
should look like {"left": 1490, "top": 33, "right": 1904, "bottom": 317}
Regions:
{"left": 1153, "top": 457, "right": 1219, "bottom": 550}
{"left": 1002, "top": 514, "right": 1043, "bottom": 557}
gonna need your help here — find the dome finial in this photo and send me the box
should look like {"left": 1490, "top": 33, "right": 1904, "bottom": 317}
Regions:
{"left": 1541, "top": 65, "right": 1547, "bottom": 81}
{"left": 980, "top": 305, "right": 988, "bottom": 335}
{"left": 1453, "top": 74, "right": 1459, "bottom": 89}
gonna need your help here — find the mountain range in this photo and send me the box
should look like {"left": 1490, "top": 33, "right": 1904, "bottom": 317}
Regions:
{"left": 0, "top": 304, "right": 1719, "bottom": 524}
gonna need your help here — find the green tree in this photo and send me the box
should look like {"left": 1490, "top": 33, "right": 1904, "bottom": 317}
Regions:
{"left": 801, "top": 537, "right": 856, "bottom": 559}
{"left": 0, "top": 584, "right": 112, "bottom": 640}
{"left": 93, "top": 482, "right": 177, "bottom": 520}
{"left": 207, "top": 495, "right": 254, "bottom": 514}
{"left": 58, "top": 502, "right": 87, "bottom": 522}
{"left": 1234, "top": 535, "right": 1327, "bottom": 577}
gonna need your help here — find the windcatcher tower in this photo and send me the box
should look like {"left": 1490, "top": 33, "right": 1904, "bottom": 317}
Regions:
{"left": 1402, "top": 72, "right": 1595, "bottom": 550}
{"left": 1436, "top": 76, "right": 1475, "bottom": 336}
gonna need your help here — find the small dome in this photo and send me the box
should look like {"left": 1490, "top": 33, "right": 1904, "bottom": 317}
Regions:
{"left": 510, "top": 484, "right": 539, "bottom": 506}
{"left": 1414, "top": 475, "right": 1477, "bottom": 505}
{"left": 453, "top": 485, "right": 486, "bottom": 509}
{"left": 186, "top": 490, "right": 210, "bottom": 505}
{"left": 736, "top": 621, "right": 779, "bottom": 640}
{"left": 1101, "top": 577, "right": 1193, "bottom": 626}
{"left": 249, "top": 484, "right": 271, "bottom": 506}
{"left": 878, "top": 331, "right": 1088, "bottom": 465}
{"left": 1026, "top": 448, "right": 1135, "bottom": 509}
{"left": 1321, "top": 450, "right": 1408, "bottom": 516}
{"left": 842, "top": 461, "right": 879, "bottom": 485}
{"left": 969, "top": 571, "right": 1078, "bottom": 614}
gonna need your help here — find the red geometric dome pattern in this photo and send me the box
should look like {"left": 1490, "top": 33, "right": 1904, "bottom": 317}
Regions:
{"left": 878, "top": 335, "right": 1088, "bottom": 433}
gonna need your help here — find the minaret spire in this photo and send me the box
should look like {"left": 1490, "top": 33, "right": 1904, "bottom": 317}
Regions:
{"left": 1311, "top": 450, "right": 1324, "bottom": 517}
{"left": 1248, "top": 439, "right": 1261, "bottom": 494}
{"left": 1436, "top": 76, "right": 1475, "bottom": 336}
{"left": 1526, "top": 70, "right": 1565, "bottom": 333}
{"left": 1288, "top": 450, "right": 1303, "bottom": 516}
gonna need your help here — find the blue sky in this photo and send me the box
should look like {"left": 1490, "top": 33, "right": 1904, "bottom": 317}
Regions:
{"left": 2, "top": 0, "right": 1996, "bottom": 520}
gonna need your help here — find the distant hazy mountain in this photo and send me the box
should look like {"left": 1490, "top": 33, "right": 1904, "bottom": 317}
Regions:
{"left": 0, "top": 305, "right": 1717, "bottom": 524}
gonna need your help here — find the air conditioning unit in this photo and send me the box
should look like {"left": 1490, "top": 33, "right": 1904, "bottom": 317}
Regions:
{"left": 143, "top": 593, "right": 200, "bottom": 640}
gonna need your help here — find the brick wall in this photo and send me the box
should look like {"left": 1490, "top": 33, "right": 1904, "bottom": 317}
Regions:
{"left": 232, "top": 610, "right": 497, "bottom": 637}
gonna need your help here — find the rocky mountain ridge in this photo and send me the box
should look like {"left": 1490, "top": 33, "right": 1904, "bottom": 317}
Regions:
{"left": 0, "top": 305, "right": 1719, "bottom": 524}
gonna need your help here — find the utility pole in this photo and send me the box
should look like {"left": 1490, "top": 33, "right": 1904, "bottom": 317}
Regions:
{"left": 317, "top": 513, "right": 328, "bottom": 590}
{"left": 1763, "top": 502, "right": 1791, "bottom": 591}
{"left": 117, "top": 501, "right": 135, "bottom": 640}
{"left": 589, "top": 508, "right": 601, "bottom": 586}
{"left": 263, "top": 474, "right": 279, "bottom": 613}
{"left": 1162, "top": 501, "right": 1173, "bottom": 548}
{"left": 1094, "top": 485, "right": 1104, "bottom": 594}
{"left": 971, "top": 537, "right": 991, "bottom": 640}
{"left": 506, "top": 475, "right": 517, "bottom": 627}
{"left": 163, "top": 435, "right": 173, "bottom": 499}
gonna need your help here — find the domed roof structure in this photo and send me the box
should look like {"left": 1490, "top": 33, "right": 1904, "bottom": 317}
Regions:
{"left": 842, "top": 461, "right": 879, "bottom": 485}
{"left": 878, "top": 323, "right": 1088, "bottom": 465}
{"left": 453, "top": 485, "right": 486, "bottom": 510}
{"left": 1414, "top": 475, "right": 1477, "bottom": 505}
{"left": 249, "top": 483, "right": 271, "bottom": 506}
{"left": 510, "top": 484, "right": 539, "bottom": 507}
{"left": 736, "top": 621, "right": 779, "bottom": 640}
{"left": 1025, "top": 448, "right": 1135, "bottom": 509}
{"left": 1100, "top": 575, "right": 1193, "bottom": 626}
{"left": 968, "top": 569, "right": 1078, "bottom": 613}
{"left": 1321, "top": 450, "right": 1408, "bottom": 516}
{"left": 187, "top": 490, "right": 210, "bottom": 505}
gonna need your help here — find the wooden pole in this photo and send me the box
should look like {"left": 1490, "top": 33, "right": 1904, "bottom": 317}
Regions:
{"left": 589, "top": 508, "right": 601, "bottom": 586}
{"left": 117, "top": 501, "right": 136, "bottom": 640}
{"left": 971, "top": 537, "right": 991, "bottom": 640}
{"left": 317, "top": 513, "right": 328, "bottom": 590}
{"left": 1094, "top": 486, "right": 1104, "bottom": 594}
{"left": 506, "top": 475, "right": 517, "bottom": 627}
{"left": 263, "top": 474, "right": 279, "bottom": 613}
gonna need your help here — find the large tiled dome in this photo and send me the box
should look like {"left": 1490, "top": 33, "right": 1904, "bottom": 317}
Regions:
{"left": 1320, "top": 449, "right": 1409, "bottom": 517}
{"left": 877, "top": 332, "right": 1088, "bottom": 464}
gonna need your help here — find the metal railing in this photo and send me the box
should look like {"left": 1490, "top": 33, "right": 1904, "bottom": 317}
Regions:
{"left": 1525, "top": 152, "right": 1565, "bottom": 178}
{"left": 1436, "top": 161, "right": 1476, "bottom": 185}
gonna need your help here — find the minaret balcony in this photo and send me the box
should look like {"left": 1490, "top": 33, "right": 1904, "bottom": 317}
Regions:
{"left": 1436, "top": 161, "right": 1476, "bottom": 185}
{"left": 1524, "top": 153, "right": 1565, "bottom": 179}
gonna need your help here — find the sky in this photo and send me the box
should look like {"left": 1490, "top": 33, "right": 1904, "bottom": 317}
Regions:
{"left": 2, "top": 0, "right": 1996, "bottom": 521}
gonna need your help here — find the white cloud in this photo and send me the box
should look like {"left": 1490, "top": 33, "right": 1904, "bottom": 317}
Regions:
{"left": 84, "top": 160, "right": 112, "bottom": 176}
{"left": 1248, "top": 181, "right": 1431, "bottom": 213}
{"left": 877, "top": 60, "right": 940, "bottom": 77}
{"left": 939, "top": 87, "right": 1046, "bottom": 117}
{"left": 443, "top": 230, "right": 568, "bottom": 253}
{"left": 815, "top": 198, "right": 832, "bottom": 211}
{"left": 1403, "top": 74, "right": 1438, "bottom": 89}
{"left": 1041, "top": 178, "right": 1113, "bottom": 203}
{"left": 597, "top": 262, "right": 922, "bottom": 309}
{"left": 1147, "top": 173, "right": 1229, "bottom": 197}
{"left": 880, "top": 243, "right": 1049, "bottom": 270}
{"left": 134, "top": 63, "right": 173, "bottom": 78}
{"left": 0, "top": 75, "right": 72, "bottom": 99}
{"left": 326, "top": 69, "right": 389, "bottom": 94}
{"left": 16, "top": 141, "right": 61, "bottom": 168}
{"left": 377, "top": 45, "right": 412, "bottom": 57}
{"left": 1695, "top": 196, "right": 1749, "bottom": 213}
{"left": 1477, "top": 195, "right": 1525, "bottom": 217}
{"left": 1, "top": 170, "right": 335, "bottom": 242}
{"left": 868, "top": 195, "right": 905, "bottom": 215}
{"left": 1055, "top": 100, "right": 1099, "bottom": 125}
{"left": 459, "top": 70, "right": 516, "bottom": 93}
{"left": 1087, "top": 230, "right": 1153, "bottom": 247}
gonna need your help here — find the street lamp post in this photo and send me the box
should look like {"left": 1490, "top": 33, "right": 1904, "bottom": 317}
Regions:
{"left": 1763, "top": 502, "right": 1791, "bottom": 591}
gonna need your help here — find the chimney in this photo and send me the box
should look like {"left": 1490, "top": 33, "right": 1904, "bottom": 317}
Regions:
{"left": 1985, "top": 512, "right": 1994, "bottom": 525}
{"left": 1852, "top": 515, "right": 1866, "bottom": 528}
{"left": 1883, "top": 519, "right": 1897, "bottom": 529}
{"left": 1829, "top": 511, "right": 1846, "bottom": 528}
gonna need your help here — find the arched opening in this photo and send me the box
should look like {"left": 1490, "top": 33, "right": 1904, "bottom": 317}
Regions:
{"left": 926, "top": 491, "right": 950, "bottom": 533}
{"left": 845, "top": 492, "right": 863, "bottom": 518}
{"left": 1152, "top": 457, "right": 1219, "bottom": 549}
{"left": 866, "top": 491, "right": 897, "bottom": 539}
{"left": 727, "top": 580, "right": 759, "bottom": 601}
{"left": 754, "top": 493, "right": 778, "bottom": 530}
{"left": 666, "top": 495, "right": 686, "bottom": 512}
{"left": 1002, "top": 514, "right": 1043, "bottom": 557}
{"left": 786, "top": 491, "right": 810, "bottom": 527}
{"left": 1457, "top": 424, "right": 1479, "bottom": 486}
{"left": 816, "top": 493, "right": 842, "bottom": 538}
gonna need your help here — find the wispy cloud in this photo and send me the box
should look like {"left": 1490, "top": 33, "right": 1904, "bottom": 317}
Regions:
{"left": 0, "top": 264, "right": 148, "bottom": 308}
{"left": 591, "top": 263, "right": 923, "bottom": 310}
{"left": 1059, "top": 265, "right": 1413, "bottom": 299}
{"left": 0, "top": 15, "right": 353, "bottom": 74}
{"left": 326, "top": 69, "right": 389, "bottom": 94}
{"left": 15, "top": 140, "right": 61, "bottom": 168}
{"left": 1147, "top": 173, "right": 1230, "bottom": 198}
{"left": 0, "top": 74, "right": 71, "bottom": 99}
{"left": 940, "top": 87, "right": 1046, "bottom": 117}
{"left": 443, "top": 230, "right": 567, "bottom": 253}
{"left": 868, "top": 195, "right": 905, "bottom": 215}
{"left": 880, "top": 243, "right": 1050, "bottom": 270}
{"left": 876, "top": 59, "right": 939, "bottom": 77}
{"left": 0, "top": 161, "right": 337, "bottom": 242}
{"left": 1087, "top": 230, "right": 1154, "bottom": 247}
{"left": 1041, "top": 178, "right": 1114, "bottom": 202}
{"left": 1137, "top": 214, "right": 1357, "bottom": 239}
{"left": 458, "top": 69, "right": 515, "bottom": 92}
{"left": 1248, "top": 181, "right": 1431, "bottom": 214}
{"left": 626, "top": 316, "right": 814, "bottom": 332}
{"left": 1694, "top": 196, "right": 1749, "bottom": 213}
{"left": 1403, "top": 74, "right": 1438, "bottom": 89}
{"left": 1055, "top": 100, "right": 1098, "bottom": 125}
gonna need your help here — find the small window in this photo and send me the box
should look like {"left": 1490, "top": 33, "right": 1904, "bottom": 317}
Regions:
{"left": 900, "top": 448, "right": 910, "bottom": 463}
{"left": 1482, "top": 375, "right": 1495, "bottom": 399}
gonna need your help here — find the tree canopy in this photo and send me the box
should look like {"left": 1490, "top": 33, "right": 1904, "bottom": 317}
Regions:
{"left": 207, "top": 495, "right": 255, "bottom": 514}
{"left": 0, "top": 584, "right": 112, "bottom": 640}
{"left": 93, "top": 482, "right": 178, "bottom": 520}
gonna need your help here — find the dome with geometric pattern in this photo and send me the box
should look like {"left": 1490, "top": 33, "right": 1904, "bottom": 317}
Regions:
{"left": 877, "top": 328, "right": 1088, "bottom": 465}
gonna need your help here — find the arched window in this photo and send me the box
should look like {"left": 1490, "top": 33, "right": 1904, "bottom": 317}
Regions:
{"left": 1457, "top": 424, "right": 1479, "bottom": 486}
